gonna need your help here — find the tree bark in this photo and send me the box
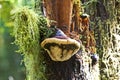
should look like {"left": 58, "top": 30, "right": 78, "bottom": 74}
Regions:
{"left": 44, "top": 0, "right": 73, "bottom": 35}
{"left": 82, "top": 0, "right": 120, "bottom": 79}
{"left": 43, "top": 0, "right": 88, "bottom": 80}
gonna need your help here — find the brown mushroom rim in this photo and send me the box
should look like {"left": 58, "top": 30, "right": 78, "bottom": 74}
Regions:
{"left": 41, "top": 38, "right": 81, "bottom": 61}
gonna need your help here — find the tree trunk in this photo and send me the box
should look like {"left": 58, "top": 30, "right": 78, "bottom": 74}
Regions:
{"left": 13, "top": 0, "right": 120, "bottom": 80}
{"left": 82, "top": 0, "right": 120, "bottom": 79}
{"left": 44, "top": 0, "right": 73, "bottom": 35}
{"left": 43, "top": 0, "right": 87, "bottom": 80}
{"left": 41, "top": 0, "right": 99, "bottom": 80}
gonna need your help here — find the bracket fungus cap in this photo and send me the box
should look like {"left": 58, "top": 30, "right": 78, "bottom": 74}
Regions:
{"left": 41, "top": 38, "right": 81, "bottom": 61}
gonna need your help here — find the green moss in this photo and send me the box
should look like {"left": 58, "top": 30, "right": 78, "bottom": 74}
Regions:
{"left": 11, "top": 6, "right": 47, "bottom": 80}
{"left": 39, "top": 16, "right": 56, "bottom": 42}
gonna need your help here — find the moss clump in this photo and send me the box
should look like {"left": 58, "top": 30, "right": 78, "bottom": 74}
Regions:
{"left": 11, "top": 6, "right": 47, "bottom": 80}
{"left": 11, "top": 6, "right": 39, "bottom": 54}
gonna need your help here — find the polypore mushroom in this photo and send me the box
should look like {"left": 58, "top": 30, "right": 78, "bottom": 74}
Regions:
{"left": 41, "top": 28, "right": 81, "bottom": 61}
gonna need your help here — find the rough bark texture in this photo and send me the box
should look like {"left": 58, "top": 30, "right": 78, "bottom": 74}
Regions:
{"left": 42, "top": 0, "right": 99, "bottom": 80}
{"left": 44, "top": 0, "right": 73, "bottom": 35}
{"left": 82, "top": 0, "right": 120, "bottom": 79}
{"left": 44, "top": 52, "right": 87, "bottom": 80}
{"left": 43, "top": 0, "right": 87, "bottom": 80}
{"left": 19, "top": 0, "right": 120, "bottom": 80}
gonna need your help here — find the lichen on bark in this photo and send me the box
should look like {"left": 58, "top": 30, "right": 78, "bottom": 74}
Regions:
{"left": 83, "top": 0, "right": 120, "bottom": 79}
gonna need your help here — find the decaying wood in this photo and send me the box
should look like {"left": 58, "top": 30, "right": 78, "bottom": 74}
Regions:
{"left": 72, "top": 2, "right": 81, "bottom": 32}
{"left": 44, "top": 0, "right": 73, "bottom": 35}
{"left": 43, "top": 0, "right": 97, "bottom": 80}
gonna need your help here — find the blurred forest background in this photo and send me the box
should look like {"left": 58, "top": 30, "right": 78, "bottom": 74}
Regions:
{"left": 0, "top": 0, "right": 120, "bottom": 80}
{"left": 0, "top": 0, "right": 35, "bottom": 80}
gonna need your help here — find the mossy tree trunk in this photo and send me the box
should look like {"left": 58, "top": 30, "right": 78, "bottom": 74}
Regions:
{"left": 42, "top": 0, "right": 87, "bottom": 80}
{"left": 82, "top": 0, "right": 120, "bottom": 79}
{"left": 13, "top": 0, "right": 102, "bottom": 80}
{"left": 39, "top": 0, "right": 99, "bottom": 80}
{"left": 13, "top": 0, "right": 120, "bottom": 80}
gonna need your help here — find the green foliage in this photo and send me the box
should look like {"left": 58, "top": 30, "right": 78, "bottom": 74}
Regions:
{"left": 0, "top": 1, "right": 26, "bottom": 80}
{"left": 0, "top": 1, "right": 13, "bottom": 22}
